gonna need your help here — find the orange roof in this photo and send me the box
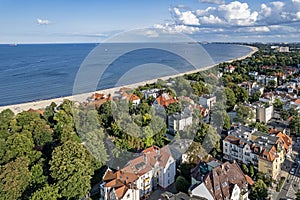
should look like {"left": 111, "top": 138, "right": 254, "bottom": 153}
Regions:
{"left": 294, "top": 99, "right": 300, "bottom": 104}
{"left": 276, "top": 132, "right": 292, "bottom": 151}
{"left": 115, "top": 185, "right": 128, "bottom": 199}
{"left": 245, "top": 175, "right": 255, "bottom": 186}
{"left": 91, "top": 93, "right": 106, "bottom": 100}
{"left": 269, "top": 129, "right": 280, "bottom": 134}
{"left": 28, "top": 108, "right": 44, "bottom": 116}
{"left": 155, "top": 93, "right": 178, "bottom": 107}
{"left": 122, "top": 92, "right": 140, "bottom": 102}
{"left": 103, "top": 168, "right": 116, "bottom": 181}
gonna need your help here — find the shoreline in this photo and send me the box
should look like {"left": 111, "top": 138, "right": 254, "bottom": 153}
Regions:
{"left": 0, "top": 45, "right": 258, "bottom": 114}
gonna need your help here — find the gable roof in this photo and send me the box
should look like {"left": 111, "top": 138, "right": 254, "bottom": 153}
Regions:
{"left": 155, "top": 93, "right": 178, "bottom": 107}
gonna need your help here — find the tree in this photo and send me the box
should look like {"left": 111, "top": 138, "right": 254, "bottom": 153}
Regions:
{"left": 290, "top": 115, "right": 300, "bottom": 136}
{"left": 225, "top": 87, "right": 236, "bottom": 111}
{"left": 223, "top": 112, "right": 231, "bottom": 130}
{"left": 32, "top": 119, "right": 53, "bottom": 146}
{"left": 175, "top": 176, "right": 190, "bottom": 193}
{"left": 267, "top": 80, "right": 276, "bottom": 90}
{"left": 0, "top": 109, "right": 14, "bottom": 140}
{"left": 235, "top": 105, "right": 255, "bottom": 125}
{"left": 2, "top": 131, "right": 41, "bottom": 165}
{"left": 251, "top": 91, "right": 261, "bottom": 102}
{"left": 249, "top": 179, "right": 268, "bottom": 200}
{"left": 241, "top": 163, "right": 249, "bottom": 174}
{"left": 0, "top": 157, "right": 32, "bottom": 200}
{"left": 30, "top": 184, "right": 60, "bottom": 200}
{"left": 143, "top": 126, "right": 155, "bottom": 148}
{"left": 273, "top": 98, "right": 283, "bottom": 109}
{"left": 49, "top": 141, "right": 93, "bottom": 199}
{"left": 43, "top": 102, "right": 57, "bottom": 127}
{"left": 250, "top": 122, "right": 269, "bottom": 133}
{"left": 296, "top": 190, "right": 300, "bottom": 200}
{"left": 249, "top": 164, "right": 255, "bottom": 177}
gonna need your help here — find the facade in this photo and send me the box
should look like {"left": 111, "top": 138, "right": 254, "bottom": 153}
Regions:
{"left": 223, "top": 128, "right": 292, "bottom": 179}
{"left": 168, "top": 110, "right": 193, "bottom": 132}
{"left": 100, "top": 146, "right": 176, "bottom": 200}
{"left": 199, "top": 95, "right": 216, "bottom": 110}
{"left": 256, "top": 104, "right": 274, "bottom": 123}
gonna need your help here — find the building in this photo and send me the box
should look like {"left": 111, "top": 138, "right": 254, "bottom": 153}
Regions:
{"left": 168, "top": 110, "right": 193, "bottom": 132}
{"left": 190, "top": 161, "right": 251, "bottom": 200}
{"left": 142, "top": 88, "right": 162, "bottom": 99}
{"left": 223, "top": 128, "right": 292, "bottom": 179}
{"left": 154, "top": 93, "right": 178, "bottom": 107}
{"left": 278, "top": 46, "right": 290, "bottom": 53}
{"left": 199, "top": 95, "right": 216, "bottom": 110}
{"left": 224, "top": 65, "right": 235, "bottom": 73}
{"left": 100, "top": 146, "right": 176, "bottom": 200}
{"left": 256, "top": 103, "right": 274, "bottom": 123}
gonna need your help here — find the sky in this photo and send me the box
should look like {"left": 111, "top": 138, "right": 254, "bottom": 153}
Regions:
{"left": 0, "top": 0, "right": 300, "bottom": 43}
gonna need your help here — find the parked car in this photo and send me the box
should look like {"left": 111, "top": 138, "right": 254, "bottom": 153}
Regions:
{"left": 290, "top": 168, "right": 296, "bottom": 175}
{"left": 292, "top": 162, "right": 298, "bottom": 168}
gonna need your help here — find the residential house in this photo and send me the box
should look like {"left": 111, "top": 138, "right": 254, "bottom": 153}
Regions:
{"left": 199, "top": 95, "right": 216, "bottom": 110}
{"left": 224, "top": 65, "right": 235, "bottom": 73}
{"left": 168, "top": 110, "right": 193, "bottom": 132}
{"left": 100, "top": 146, "right": 176, "bottom": 200}
{"left": 239, "top": 81, "right": 257, "bottom": 95}
{"left": 142, "top": 88, "right": 162, "bottom": 99}
{"left": 190, "top": 161, "right": 252, "bottom": 200}
{"left": 153, "top": 93, "right": 178, "bottom": 107}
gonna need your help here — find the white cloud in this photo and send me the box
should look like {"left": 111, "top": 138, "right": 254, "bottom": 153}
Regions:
{"left": 217, "top": 1, "right": 258, "bottom": 26}
{"left": 200, "top": 14, "right": 224, "bottom": 24}
{"left": 154, "top": 23, "right": 200, "bottom": 34}
{"left": 37, "top": 18, "right": 50, "bottom": 25}
{"left": 243, "top": 26, "right": 271, "bottom": 32}
{"left": 172, "top": 7, "right": 200, "bottom": 25}
{"left": 199, "top": 0, "right": 224, "bottom": 5}
{"left": 155, "top": 0, "right": 300, "bottom": 41}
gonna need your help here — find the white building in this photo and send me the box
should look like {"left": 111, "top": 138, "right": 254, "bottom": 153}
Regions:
{"left": 256, "top": 103, "right": 274, "bottom": 123}
{"left": 168, "top": 110, "right": 193, "bottom": 132}
{"left": 100, "top": 146, "right": 176, "bottom": 200}
{"left": 199, "top": 95, "right": 216, "bottom": 110}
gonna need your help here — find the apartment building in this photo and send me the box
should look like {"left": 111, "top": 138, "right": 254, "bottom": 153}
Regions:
{"left": 223, "top": 127, "right": 292, "bottom": 179}
{"left": 100, "top": 146, "right": 176, "bottom": 200}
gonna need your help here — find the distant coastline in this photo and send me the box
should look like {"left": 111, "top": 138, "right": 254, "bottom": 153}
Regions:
{"left": 0, "top": 45, "right": 258, "bottom": 114}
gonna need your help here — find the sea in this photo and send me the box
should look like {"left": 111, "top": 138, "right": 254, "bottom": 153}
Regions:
{"left": 0, "top": 43, "right": 252, "bottom": 106}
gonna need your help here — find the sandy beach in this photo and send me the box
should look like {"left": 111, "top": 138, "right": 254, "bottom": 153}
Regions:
{"left": 0, "top": 45, "right": 258, "bottom": 114}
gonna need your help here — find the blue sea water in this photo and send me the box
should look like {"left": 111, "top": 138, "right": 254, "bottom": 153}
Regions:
{"left": 0, "top": 43, "right": 252, "bottom": 106}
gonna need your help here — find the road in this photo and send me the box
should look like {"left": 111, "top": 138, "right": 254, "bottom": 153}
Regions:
{"left": 276, "top": 137, "right": 300, "bottom": 200}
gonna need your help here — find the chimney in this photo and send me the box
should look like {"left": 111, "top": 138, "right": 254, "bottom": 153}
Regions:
{"left": 143, "top": 154, "right": 147, "bottom": 163}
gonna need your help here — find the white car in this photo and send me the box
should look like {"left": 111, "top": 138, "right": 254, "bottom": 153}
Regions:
{"left": 290, "top": 168, "right": 296, "bottom": 175}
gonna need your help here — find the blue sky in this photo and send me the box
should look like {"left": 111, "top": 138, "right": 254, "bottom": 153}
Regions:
{"left": 0, "top": 0, "right": 299, "bottom": 43}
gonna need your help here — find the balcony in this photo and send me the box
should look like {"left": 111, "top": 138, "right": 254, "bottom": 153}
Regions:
{"left": 143, "top": 184, "right": 151, "bottom": 190}
{"left": 143, "top": 177, "right": 151, "bottom": 182}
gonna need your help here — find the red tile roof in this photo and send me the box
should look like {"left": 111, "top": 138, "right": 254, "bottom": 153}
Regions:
{"left": 155, "top": 93, "right": 178, "bottom": 107}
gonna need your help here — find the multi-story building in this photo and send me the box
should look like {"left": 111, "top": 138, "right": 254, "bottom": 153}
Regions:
{"left": 255, "top": 103, "right": 274, "bottom": 123}
{"left": 100, "top": 146, "right": 176, "bottom": 200}
{"left": 168, "top": 110, "right": 193, "bottom": 132}
{"left": 223, "top": 128, "right": 292, "bottom": 179}
{"left": 190, "top": 161, "right": 252, "bottom": 200}
{"left": 199, "top": 95, "right": 216, "bottom": 110}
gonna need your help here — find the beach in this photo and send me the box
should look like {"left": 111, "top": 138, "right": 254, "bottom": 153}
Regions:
{"left": 0, "top": 45, "right": 258, "bottom": 114}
